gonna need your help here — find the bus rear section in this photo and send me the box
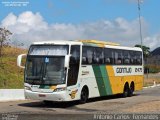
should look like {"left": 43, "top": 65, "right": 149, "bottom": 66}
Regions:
{"left": 80, "top": 44, "right": 143, "bottom": 99}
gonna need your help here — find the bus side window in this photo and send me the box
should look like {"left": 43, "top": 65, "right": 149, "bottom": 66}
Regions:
{"left": 93, "top": 47, "right": 104, "bottom": 64}
{"left": 87, "top": 47, "right": 94, "bottom": 64}
{"left": 82, "top": 47, "right": 87, "bottom": 64}
{"left": 123, "top": 50, "right": 130, "bottom": 64}
{"left": 70, "top": 46, "right": 80, "bottom": 64}
{"left": 115, "top": 50, "right": 123, "bottom": 65}
{"left": 136, "top": 51, "right": 142, "bottom": 65}
{"left": 130, "top": 51, "right": 136, "bottom": 64}
{"left": 82, "top": 46, "right": 93, "bottom": 64}
{"left": 104, "top": 48, "right": 113, "bottom": 64}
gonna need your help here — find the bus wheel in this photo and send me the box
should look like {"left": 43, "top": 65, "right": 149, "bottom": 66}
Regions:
{"left": 80, "top": 87, "right": 89, "bottom": 104}
{"left": 123, "top": 83, "right": 129, "bottom": 98}
{"left": 129, "top": 82, "right": 134, "bottom": 97}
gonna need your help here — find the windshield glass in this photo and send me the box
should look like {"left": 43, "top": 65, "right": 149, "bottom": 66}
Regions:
{"left": 25, "top": 56, "right": 66, "bottom": 85}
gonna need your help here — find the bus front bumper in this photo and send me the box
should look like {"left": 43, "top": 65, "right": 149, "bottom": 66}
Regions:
{"left": 25, "top": 90, "right": 67, "bottom": 102}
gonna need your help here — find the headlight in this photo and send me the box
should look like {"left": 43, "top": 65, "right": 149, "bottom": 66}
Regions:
{"left": 25, "top": 86, "right": 32, "bottom": 91}
{"left": 54, "top": 87, "right": 66, "bottom": 92}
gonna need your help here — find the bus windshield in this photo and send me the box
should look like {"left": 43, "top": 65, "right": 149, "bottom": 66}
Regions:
{"left": 25, "top": 45, "right": 69, "bottom": 85}
{"left": 25, "top": 56, "right": 66, "bottom": 85}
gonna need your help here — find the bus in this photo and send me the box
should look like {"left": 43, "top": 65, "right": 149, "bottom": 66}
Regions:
{"left": 17, "top": 40, "right": 143, "bottom": 104}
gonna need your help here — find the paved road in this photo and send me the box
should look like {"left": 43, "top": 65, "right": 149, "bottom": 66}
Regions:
{"left": 0, "top": 86, "right": 160, "bottom": 120}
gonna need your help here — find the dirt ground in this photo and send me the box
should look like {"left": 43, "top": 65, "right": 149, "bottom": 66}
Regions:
{"left": 0, "top": 86, "right": 160, "bottom": 120}
{"left": 122, "top": 100, "right": 160, "bottom": 113}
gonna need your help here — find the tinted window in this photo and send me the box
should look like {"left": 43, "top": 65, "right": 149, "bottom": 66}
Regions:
{"left": 135, "top": 51, "right": 142, "bottom": 65}
{"left": 82, "top": 46, "right": 94, "bottom": 64}
{"left": 70, "top": 45, "right": 80, "bottom": 64}
{"left": 130, "top": 51, "right": 137, "bottom": 64}
{"left": 115, "top": 50, "right": 123, "bottom": 65}
{"left": 123, "top": 50, "right": 130, "bottom": 64}
{"left": 93, "top": 48, "right": 104, "bottom": 64}
{"left": 130, "top": 51, "right": 142, "bottom": 65}
{"left": 104, "top": 48, "right": 114, "bottom": 64}
{"left": 82, "top": 46, "right": 142, "bottom": 65}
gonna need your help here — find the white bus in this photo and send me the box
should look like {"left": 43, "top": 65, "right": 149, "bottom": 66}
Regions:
{"left": 17, "top": 40, "right": 143, "bottom": 104}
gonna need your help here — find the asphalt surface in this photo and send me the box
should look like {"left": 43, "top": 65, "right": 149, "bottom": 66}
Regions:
{"left": 0, "top": 86, "right": 160, "bottom": 120}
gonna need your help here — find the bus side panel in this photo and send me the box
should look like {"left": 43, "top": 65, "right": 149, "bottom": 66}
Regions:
{"left": 106, "top": 66, "right": 144, "bottom": 94}
{"left": 92, "top": 65, "right": 112, "bottom": 96}
{"left": 135, "top": 75, "right": 143, "bottom": 91}
{"left": 106, "top": 66, "right": 123, "bottom": 94}
{"left": 79, "top": 65, "right": 100, "bottom": 98}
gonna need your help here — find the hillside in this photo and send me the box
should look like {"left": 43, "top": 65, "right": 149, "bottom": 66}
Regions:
{"left": 151, "top": 47, "right": 160, "bottom": 56}
{"left": 0, "top": 46, "right": 27, "bottom": 89}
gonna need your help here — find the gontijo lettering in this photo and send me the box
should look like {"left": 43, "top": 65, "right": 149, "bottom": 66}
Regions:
{"left": 116, "top": 67, "right": 132, "bottom": 73}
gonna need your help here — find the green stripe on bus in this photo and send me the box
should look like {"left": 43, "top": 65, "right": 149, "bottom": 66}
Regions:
{"left": 92, "top": 65, "right": 107, "bottom": 96}
{"left": 92, "top": 65, "right": 112, "bottom": 96}
{"left": 99, "top": 66, "right": 112, "bottom": 95}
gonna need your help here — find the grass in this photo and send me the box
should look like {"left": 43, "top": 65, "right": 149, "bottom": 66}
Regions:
{"left": 0, "top": 46, "right": 27, "bottom": 89}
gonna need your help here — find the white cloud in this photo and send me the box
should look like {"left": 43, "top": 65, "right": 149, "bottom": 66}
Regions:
{"left": 1, "top": 11, "right": 48, "bottom": 34}
{"left": 1, "top": 13, "right": 17, "bottom": 26}
{"left": 144, "top": 34, "right": 160, "bottom": 50}
{"left": 0, "top": 11, "right": 158, "bottom": 50}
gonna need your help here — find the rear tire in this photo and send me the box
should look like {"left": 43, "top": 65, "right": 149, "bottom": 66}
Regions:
{"left": 123, "top": 83, "right": 129, "bottom": 97}
{"left": 80, "top": 87, "right": 89, "bottom": 104}
{"left": 128, "top": 83, "right": 134, "bottom": 97}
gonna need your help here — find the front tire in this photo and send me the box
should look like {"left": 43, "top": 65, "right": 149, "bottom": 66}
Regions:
{"left": 80, "top": 87, "right": 89, "bottom": 104}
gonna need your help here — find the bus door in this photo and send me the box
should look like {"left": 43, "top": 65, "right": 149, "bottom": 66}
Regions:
{"left": 67, "top": 45, "right": 80, "bottom": 99}
{"left": 67, "top": 45, "right": 80, "bottom": 87}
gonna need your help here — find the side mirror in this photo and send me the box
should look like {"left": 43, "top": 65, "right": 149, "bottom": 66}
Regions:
{"left": 17, "top": 54, "right": 27, "bottom": 69}
{"left": 64, "top": 55, "right": 71, "bottom": 68}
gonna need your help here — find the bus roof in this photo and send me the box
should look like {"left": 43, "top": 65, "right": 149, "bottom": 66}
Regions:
{"left": 79, "top": 40, "right": 120, "bottom": 46}
{"left": 32, "top": 40, "right": 82, "bottom": 45}
{"left": 32, "top": 40, "right": 118, "bottom": 46}
{"left": 80, "top": 40, "right": 142, "bottom": 51}
{"left": 105, "top": 45, "right": 142, "bottom": 51}
{"left": 32, "top": 40, "right": 142, "bottom": 51}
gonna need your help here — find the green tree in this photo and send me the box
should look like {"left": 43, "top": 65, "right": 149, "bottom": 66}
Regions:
{"left": 135, "top": 44, "right": 150, "bottom": 58}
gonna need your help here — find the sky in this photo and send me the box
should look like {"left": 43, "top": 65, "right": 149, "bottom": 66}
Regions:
{"left": 0, "top": 0, "right": 159, "bottom": 50}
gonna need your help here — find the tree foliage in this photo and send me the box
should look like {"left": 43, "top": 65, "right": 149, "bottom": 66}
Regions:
{"left": 135, "top": 44, "right": 150, "bottom": 58}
